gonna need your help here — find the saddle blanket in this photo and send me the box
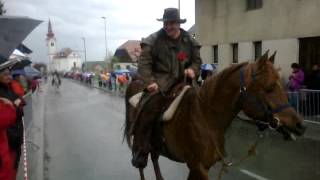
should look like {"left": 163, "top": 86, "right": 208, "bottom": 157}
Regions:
{"left": 129, "top": 85, "right": 191, "bottom": 121}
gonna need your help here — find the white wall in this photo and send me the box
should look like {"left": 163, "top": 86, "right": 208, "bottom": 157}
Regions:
{"left": 195, "top": 0, "right": 320, "bottom": 78}
{"left": 218, "top": 44, "right": 232, "bottom": 70}
{"left": 197, "top": 0, "right": 320, "bottom": 45}
{"left": 200, "top": 46, "right": 213, "bottom": 64}
{"left": 51, "top": 57, "right": 82, "bottom": 72}
{"left": 202, "top": 39, "right": 299, "bottom": 80}
{"left": 238, "top": 42, "right": 254, "bottom": 63}
{"left": 263, "top": 39, "right": 299, "bottom": 82}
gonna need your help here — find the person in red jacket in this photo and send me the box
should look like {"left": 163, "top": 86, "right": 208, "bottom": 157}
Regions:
{"left": 0, "top": 67, "right": 25, "bottom": 179}
{"left": 0, "top": 68, "right": 17, "bottom": 180}
{"left": 11, "top": 74, "right": 25, "bottom": 98}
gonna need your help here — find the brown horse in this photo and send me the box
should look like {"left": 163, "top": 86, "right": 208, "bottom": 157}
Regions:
{"left": 124, "top": 51, "right": 306, "bottom": 180}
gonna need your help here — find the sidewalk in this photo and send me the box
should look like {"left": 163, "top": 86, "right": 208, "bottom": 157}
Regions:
{"left": 17, "top": 84, "right": 47, "bottom": 180}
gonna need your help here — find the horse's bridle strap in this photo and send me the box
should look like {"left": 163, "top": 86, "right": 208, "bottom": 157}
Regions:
{"left": 239, "top": 65, "right": 291, "bottom": 130}
{"left": 272, "top": 104, "right": 291, "bottom": 114}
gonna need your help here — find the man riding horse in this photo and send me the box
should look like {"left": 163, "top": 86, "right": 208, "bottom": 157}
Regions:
{"left": 131, "top": 8, "right": 202, "bottom": 168}
{"left": 52, "top": 70, "right": 61, "bottom": 87}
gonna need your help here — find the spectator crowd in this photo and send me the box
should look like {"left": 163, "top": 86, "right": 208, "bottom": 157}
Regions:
{"left": 0, "top": 59, "right": 41, "bottom": 180}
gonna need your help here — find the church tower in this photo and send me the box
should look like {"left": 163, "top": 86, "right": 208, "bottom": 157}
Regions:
{"left": 46, "top": 19, "right": 56, "bottom": 71}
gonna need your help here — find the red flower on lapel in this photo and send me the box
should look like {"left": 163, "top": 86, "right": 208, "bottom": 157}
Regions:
{"left": 177, "top": 51, "right": 187, "bottom": 62}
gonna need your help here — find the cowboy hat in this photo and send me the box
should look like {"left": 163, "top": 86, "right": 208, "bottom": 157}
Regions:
{"left": 157, "top": 8, "right": 186, "bottom": 24}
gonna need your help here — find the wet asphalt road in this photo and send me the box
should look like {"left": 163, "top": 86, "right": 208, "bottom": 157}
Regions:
{"left": 43, "top": 79, "right": 320, "bottom": 180}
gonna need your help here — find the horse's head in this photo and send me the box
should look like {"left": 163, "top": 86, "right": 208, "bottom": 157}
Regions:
{"left": 240, "top": 51, "right": 306, "bottom": 140}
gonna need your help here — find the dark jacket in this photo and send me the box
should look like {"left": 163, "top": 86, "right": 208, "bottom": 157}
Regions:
{"left": 306, "top": 70, "right": 320, "bottom": 90}
{"left": 138, "top": 28, "right": 202, "bottom": 93}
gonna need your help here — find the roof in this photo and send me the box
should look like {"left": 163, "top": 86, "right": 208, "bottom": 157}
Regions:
{"left": 114, "top": 40, "right": 141, "bottom": 62}
{"left": 83, "top": 61, "right": 107, "bottom": 71}
{"left": 53, "top": 48, "right": 77, "bottom": 59}
{"left": 47, "top": 19, "right": 54, "bottom": 39}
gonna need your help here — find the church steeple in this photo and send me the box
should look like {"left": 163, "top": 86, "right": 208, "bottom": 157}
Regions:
{"left": 47, "top": 19, "right": 55, "bottom": 39}
{"left": 46, "top": 19, "right": 57, "bottom": 72}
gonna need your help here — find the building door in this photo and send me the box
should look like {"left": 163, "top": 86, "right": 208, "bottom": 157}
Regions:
{"left": 299, "top": 37, "right": 320, "bottom": 74}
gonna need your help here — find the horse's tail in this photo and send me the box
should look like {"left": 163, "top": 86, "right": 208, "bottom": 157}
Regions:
{"left": 123, "top": 80, "right": 143, "bottom": 149}
{"left": 123, "top": 85, "right": 133, "bottom": 148}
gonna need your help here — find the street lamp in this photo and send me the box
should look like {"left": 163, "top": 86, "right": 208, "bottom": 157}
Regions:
{"left": 178, "top": 0, "right": 180, "bottom": 14}
{"left": 81, "top": 37, "right": 87, "bottom": 71}
{"left": 101, "top": 16, "right": 108, "bottom": 60}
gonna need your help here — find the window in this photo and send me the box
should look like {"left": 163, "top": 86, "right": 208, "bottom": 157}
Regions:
{"left": 232, "top": 43, "right": 238, "bottom": 63}
{"left": 51, "top": 42, "right": 54, "bottom": 47}
{"left": 254, "top": 41, "right": 262, "bottom": 60}
{"left": 212, "top": 45, "right": 218, "bottom": 64}
{"left": 126, "top": 65, "right": 130, "bottom": 69}
{"left": 247, "top": 0, "right": 263, "bottom": 10}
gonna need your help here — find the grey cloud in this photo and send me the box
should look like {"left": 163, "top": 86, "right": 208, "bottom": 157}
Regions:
{"left": 4, "top": 0, "right": 194, "bottom": 63}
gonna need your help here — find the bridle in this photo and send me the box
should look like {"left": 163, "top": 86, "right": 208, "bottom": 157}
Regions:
{"left": 239, "top": 64, "right": 291, "bottom": 131}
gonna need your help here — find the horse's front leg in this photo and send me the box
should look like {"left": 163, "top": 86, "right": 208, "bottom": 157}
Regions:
{"left": 187, "top": 163, "right": 209, "bottom": 180}
{"left": 139, "top": 168, "right": 146, "bottom": 180}
{"left": 151, "top": 152, "right": 164, "bottom": 180}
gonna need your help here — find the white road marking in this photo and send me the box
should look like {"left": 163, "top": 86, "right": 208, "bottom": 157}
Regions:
{"left": 240, "top": 169, "right": 270, "bottom": 180}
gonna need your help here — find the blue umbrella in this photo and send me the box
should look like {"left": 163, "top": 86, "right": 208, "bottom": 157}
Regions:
{"left": 201, "top": 64, "right": 216, "bottom": 71}
{"left": 11, "top": 69, "right": 26, "bottom": 76}
{"left": 114, "top": 69, "right": 130, "bottom": 74}
{"left": 24, "top": 66, "right": 41, "bottom": 77}
{"left": 128, "top": 67, "right": 137, "bottom": 76}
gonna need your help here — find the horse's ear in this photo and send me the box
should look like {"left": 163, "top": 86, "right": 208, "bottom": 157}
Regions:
{"left": 257, "top": 50, "right": 269, "bottom": 66}
{"left": 269, "top": 51, "right": 277, "bottom": 64}
{"left": 261, "top": 50, "right": 269, "bottom": 60}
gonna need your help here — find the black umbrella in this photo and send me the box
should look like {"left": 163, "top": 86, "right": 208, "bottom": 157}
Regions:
{"left": 10, "top": 59, "right": 32, "bottom": 70}
{"left": 0, "top": 58, "right": 19, "bottom": 71}
{"left": 0, "top": 16, "right": 42, "bottom": 60}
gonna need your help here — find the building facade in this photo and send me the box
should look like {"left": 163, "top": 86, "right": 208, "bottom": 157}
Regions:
{"left": 46, "top": 20, "right": 82, "bottom": 72}
{"left": 195, "top": 0, "right": 320, "bottom": 80}
{"left": 112, "top": 40, "right": 141, "bottom": 71}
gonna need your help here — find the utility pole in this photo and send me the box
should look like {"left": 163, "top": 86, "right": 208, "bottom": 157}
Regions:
{"left": 178, "top": 0, "right": 180, "bottom": 15}
{"left": 81, "top": 37, "right": 87, "bottom": 71}
{"left": 101, "top": 17, "right": 108, "bottom": 61}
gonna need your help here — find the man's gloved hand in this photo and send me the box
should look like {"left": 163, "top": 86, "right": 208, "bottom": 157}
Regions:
{"left": 147, "top": 82, "right": 159, "bottom": 92}
{"left": 184, "top": 68, "right": 195, "bottom": 79}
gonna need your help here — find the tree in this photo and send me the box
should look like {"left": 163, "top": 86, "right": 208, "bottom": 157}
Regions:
{"left": 104, "top": 50, "right": 114, "bottom": 63}
{"left": 110, "top": 56, "right": 119, "bottom": 69}
{"left": 0, "top": 1, "right": 6, "bottom": 15}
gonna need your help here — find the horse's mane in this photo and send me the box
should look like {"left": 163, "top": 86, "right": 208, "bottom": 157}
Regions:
{"left": 199, "top": 62, "right": 248, "bottom": 98}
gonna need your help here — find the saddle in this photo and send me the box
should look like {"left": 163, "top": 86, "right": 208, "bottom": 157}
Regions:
{"left": 129, "top": 82, "right": 191, "bottom": 122}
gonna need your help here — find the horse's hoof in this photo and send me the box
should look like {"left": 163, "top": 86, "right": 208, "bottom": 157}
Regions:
{"left": 132, "top": 151, "right": 148, "bottom": 168}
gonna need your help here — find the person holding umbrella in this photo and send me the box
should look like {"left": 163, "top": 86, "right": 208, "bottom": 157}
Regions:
{"left": 11, "top": 72, "right": 26, "bottom": 97}
{"left": 0, "top": 64, "right": 18, "bottom": 180}
{"left": 0, "top": 58, "right": 25, "bottom": 179}
{"left": 199, "top": 63, "right": 216, "bottom": 85}
{"left": 0, "top": 16, "right": 42, "bottom": 179}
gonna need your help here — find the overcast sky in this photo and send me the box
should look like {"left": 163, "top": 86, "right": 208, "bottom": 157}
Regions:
{"left": 4, "top": 0, "right": 195, "bottom": 63}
